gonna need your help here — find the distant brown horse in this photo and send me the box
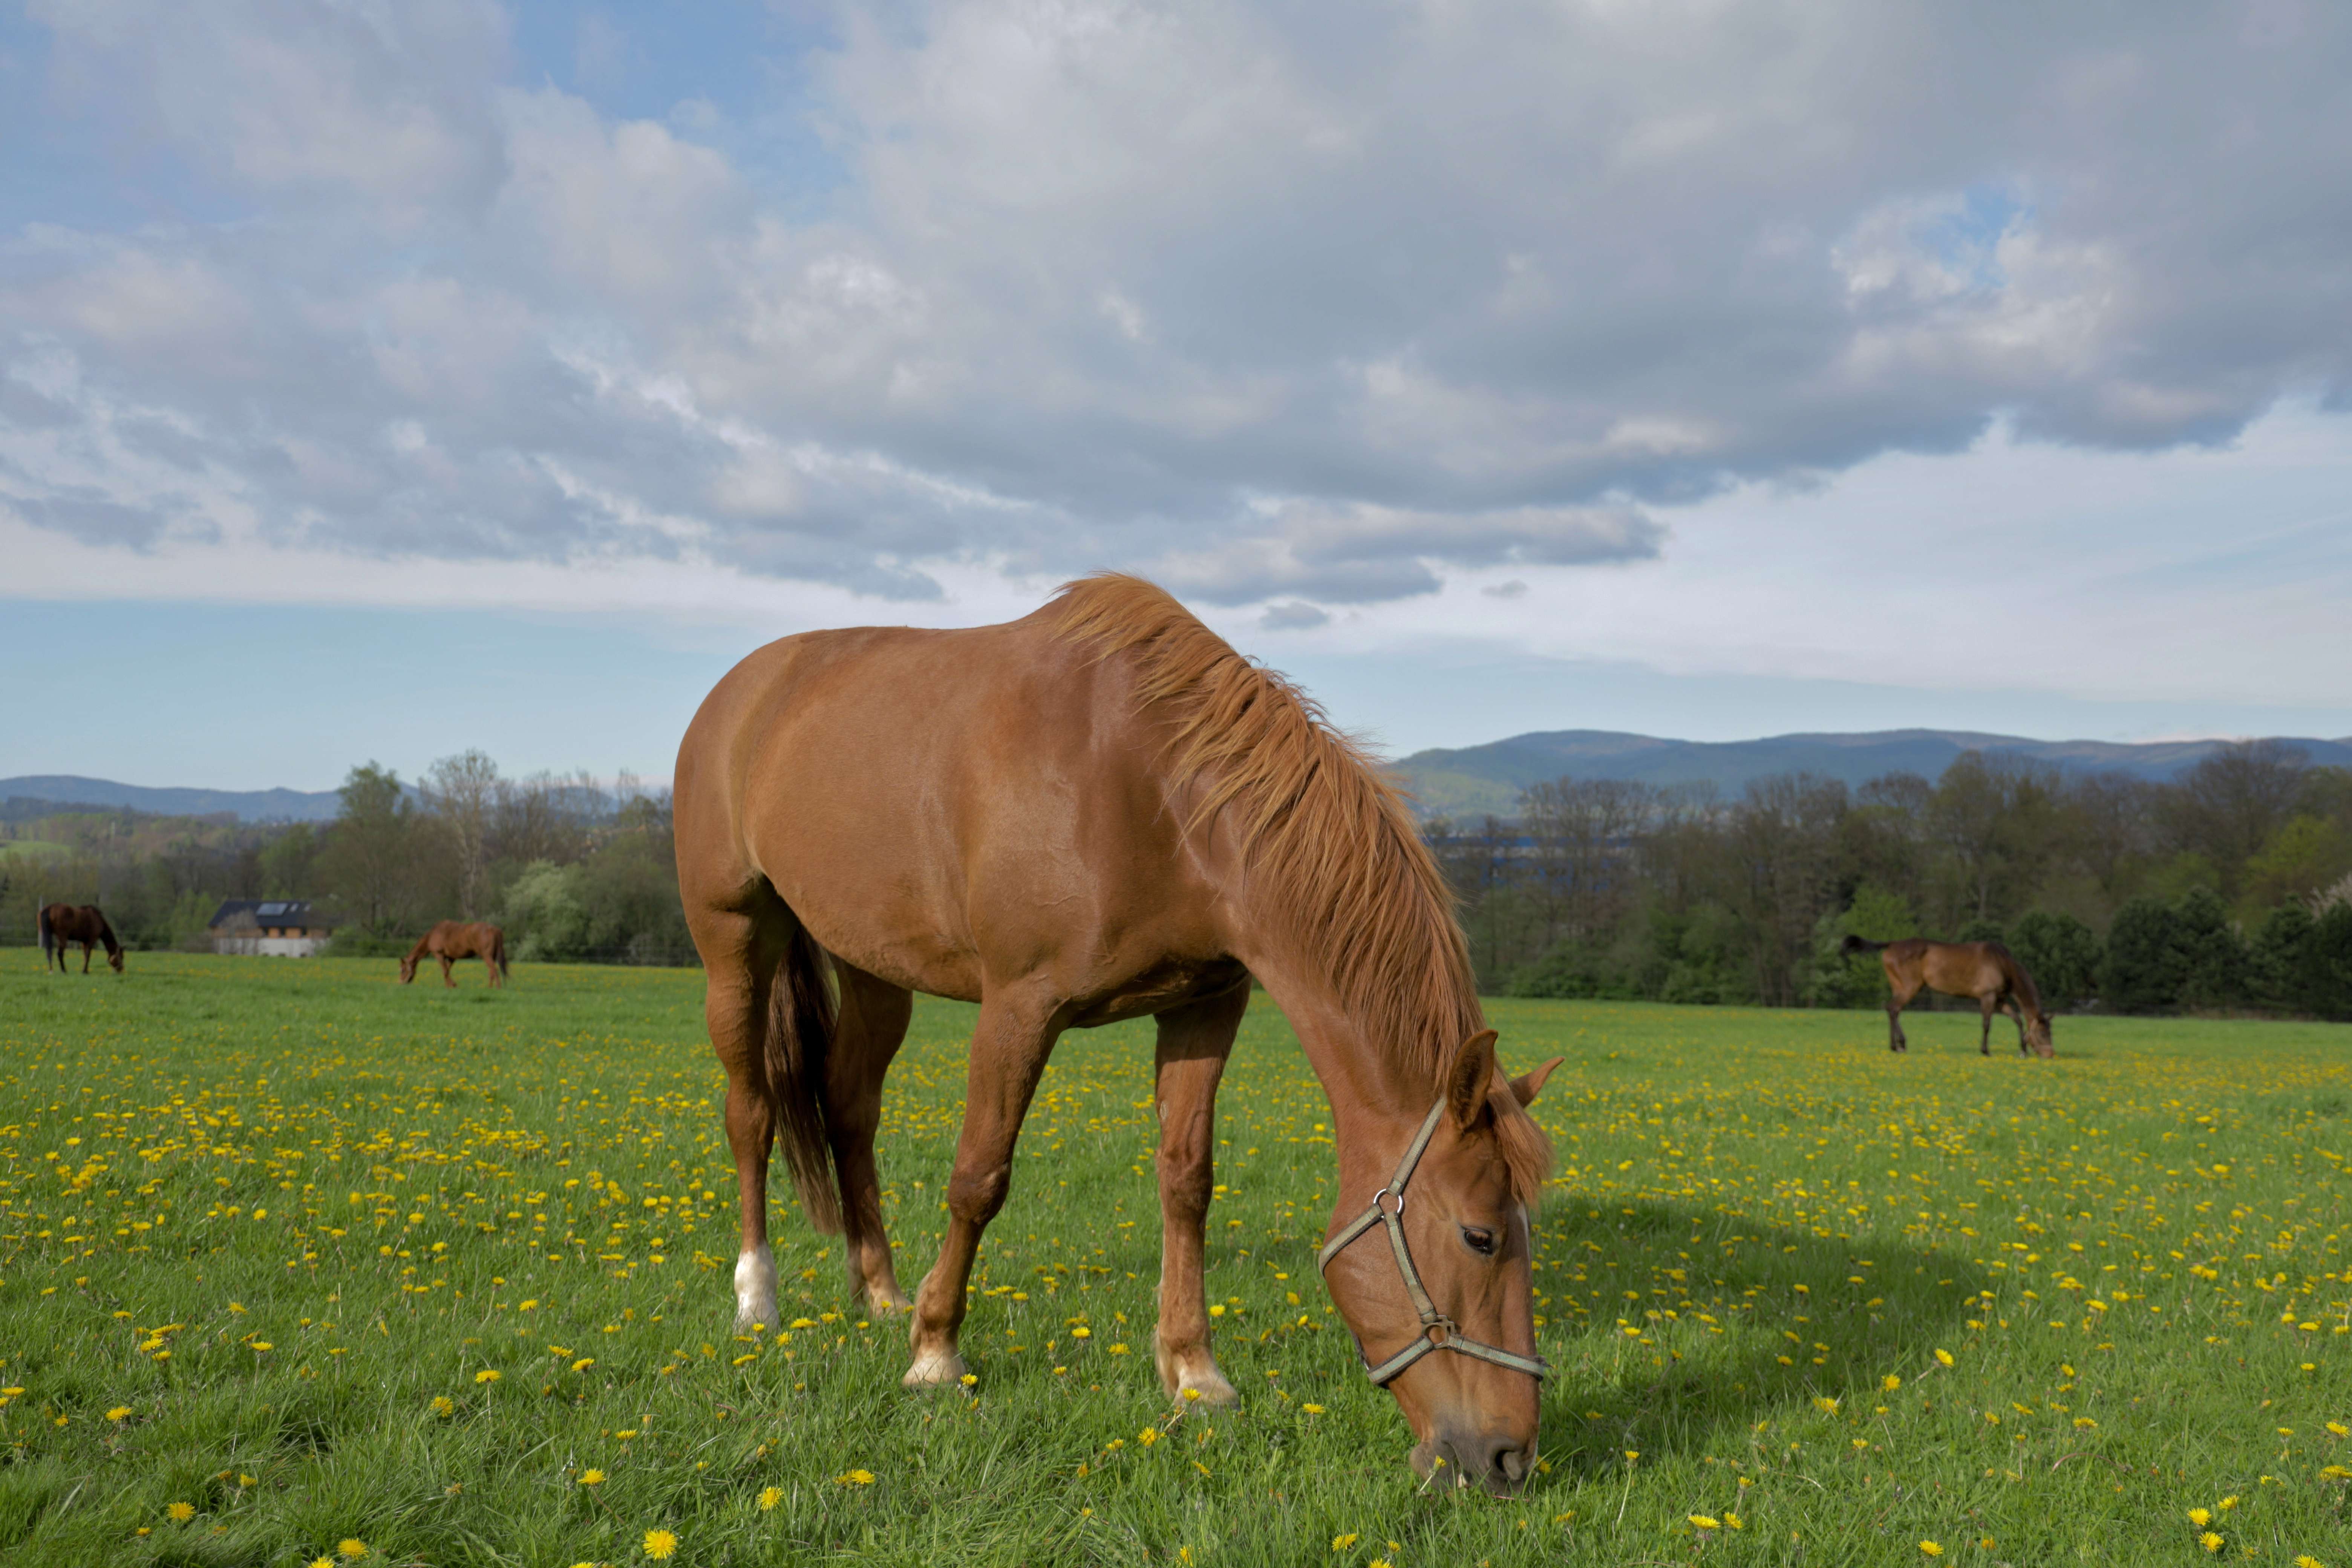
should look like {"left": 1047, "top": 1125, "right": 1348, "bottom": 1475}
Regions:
{"left": 38, "top": 904, "right": 123, "bottom": 974}
{"left": 675, "top": 574, "right": 1560, "bottom": 1493}
{"left": 399, "top": 921, "right": 508, "bottom": 988}
{"left": 1842, "top": 936, "right": 2052, "bottom": 1057}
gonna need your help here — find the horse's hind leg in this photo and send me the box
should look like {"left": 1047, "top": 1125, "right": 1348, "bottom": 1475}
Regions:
{"left": 1151, "top": 983, "right": 1248, "bottom": 1407}
{"left": 1886, "top": 977, "right": 1916, "bottom": 1052}
{"left": 906, "top": 983, "right": 1061, "bottom": 1387}
{"left": 1978, "top": 997, "right": 1995, "bottom": 1055}
{"left": 828, "top": 962, "right": 914, "bottom": 1314}
{"left": 440, "top": 954, "right": 456, "bottom": 988}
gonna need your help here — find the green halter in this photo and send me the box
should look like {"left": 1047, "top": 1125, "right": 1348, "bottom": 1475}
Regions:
{"left": 1315, "top": 1100, "right": 1551, "bottom": 1387}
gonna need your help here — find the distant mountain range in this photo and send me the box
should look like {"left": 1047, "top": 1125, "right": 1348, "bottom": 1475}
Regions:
{"left": 0, "top": 775, "right": 341, "bottom": 822}
{"left": 14, "top": 727, "right": 2352, "bottom": 826}
{"left": 1384, "top": 729, "right": 2352, "bottom": 820}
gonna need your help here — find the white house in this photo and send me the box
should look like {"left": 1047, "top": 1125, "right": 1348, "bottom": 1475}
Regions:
{"left": 207, "top": 899, "right": 334, "bottom": 957}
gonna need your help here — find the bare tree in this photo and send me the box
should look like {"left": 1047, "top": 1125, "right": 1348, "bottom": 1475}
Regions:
{"left": 423, "top": 749, "right": 501, "bottom": 918}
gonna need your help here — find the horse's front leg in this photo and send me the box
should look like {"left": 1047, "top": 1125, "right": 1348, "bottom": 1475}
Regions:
{"left": 906, "top": 986, "right": 1060, "bottom": 1388}
{"left": 81, "top": 942, "right": 93, "bottom": 975}
{"left": 440, "top": 954, "right": 456, "bottom": 989}
{"left": 1978, "top": 997, "right": 1995, "bottom": 1055}
{"left": 1150, "top": 984, "right": 1248, "bottom": 1406}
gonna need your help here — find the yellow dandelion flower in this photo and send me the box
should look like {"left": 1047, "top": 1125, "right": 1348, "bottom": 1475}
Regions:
{"left": 430, "top": 1396, "right": 455, "bottom": 1417}
{"left": 1726, "top": 1514, "right": 1743, "bottom": 1530}
{"left": 1332, "top": 1534, "right": 1359, "bottom": 1550}
{"left": 1934, "top": 1349, "right": 1954, "bottom": 1367}
{"left": 2200, "top": 1531, "right": 2225, "bottom": 1554}
{"left": 166, "top": 1502, "right": 195, "bottom": 1522}
{"left": 643, "top": 1528, "right": 678, "bottom": 1559}
{"left": 106, "top": 1406, "right": 132, "bottom": 1421}
{"left": 959, "top": 1373, "right": 977, "bottom": 1388}
{"left": 2219, "top": 1496, "right": 2240, "bottom": 1510}
{"left": 579, "top": 1469, "right": 605, "bottom": 1486}
{"left": 573, "top": 1358, "right": 595, "bottom": 1373}
{"left": 1883, "top": 1375, "right": 1901, "bottom": 1393}
{"left": 475, "top": 1369, "right": 500, "bottom": 1384}
{"left": 758, "top": 1485, "right": 784, "bottom": 1510}
{"left": 836, "top": 1469, "right": 874, "bottom": 1486}
{"left": 1689, "top": 1514, "right": 1722, "bottom": 1529}
{"left": 1138, "top": 1428, "right": 1161, "bottom": 1447}
{"left": 311, "top": 1558, "right": 334, "bottom": 1568}
{"left": 1814, "top": 1396, "right": 1839, "bottom": 1414}
{"left": 1920, "top": 1544, "right": 1943, "bottom": 1558}
{"left": 2328, "top": 1423, "right": 2349, "bottom": 1437}
{"left": 2292, "top": 1556, "right": 2324, "bottom": 1568}
{"left": 338, "top": 1540, "right": 368, "bottom": 1559}
{"left": 1302, "top": 1404, "right": 1325, "bottom": 1414}
{"left": 2189, "top": 1509, "right": 2211, "bottom": 1527}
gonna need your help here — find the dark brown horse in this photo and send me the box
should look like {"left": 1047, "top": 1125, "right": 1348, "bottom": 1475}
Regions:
{"left": 38, "top": 904, "right": 123, "bottom": 974}
{"left": 398, "top": 921, "right": 508, "bottom": 988}
{"left": 1842, "top": 936, "right": 2052, "bottom": 1057}
{"left": 675, "top": 574, "right": 1560, "bottom": 1492}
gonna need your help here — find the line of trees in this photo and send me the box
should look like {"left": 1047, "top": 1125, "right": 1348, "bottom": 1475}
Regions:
{"left": 1429, "top": 741, "right": 2352, "bottom": 1019}
{"left": 0, "top": 752, "right": 694, "bottom": 965}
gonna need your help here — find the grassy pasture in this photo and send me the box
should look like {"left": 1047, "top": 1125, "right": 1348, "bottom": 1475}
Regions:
{"left": 1, "top": 954, "right": 2348, "bottom": 1567}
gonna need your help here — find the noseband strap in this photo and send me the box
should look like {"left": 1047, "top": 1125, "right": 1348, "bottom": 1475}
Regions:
{"left": 1315, "top": 1100, "right": 1550, "bottom": 1387}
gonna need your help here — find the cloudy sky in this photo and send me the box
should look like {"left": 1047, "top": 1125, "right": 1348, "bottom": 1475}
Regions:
{"left": 5, "top": 0, "right": 2350, "bottom": 790}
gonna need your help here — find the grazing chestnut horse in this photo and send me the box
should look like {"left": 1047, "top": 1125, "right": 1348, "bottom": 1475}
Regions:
{"left": 1841, "top": 936, "right": 2052, "bottom": 1057}
{"left": 38, "top": 903, "right": 123, "bottom": 974}
{"left": 675, "top": 574, "right": 1561, "bottom": 1492}
{"left": 398, "top": 921, "right": 508, "bottom": 988}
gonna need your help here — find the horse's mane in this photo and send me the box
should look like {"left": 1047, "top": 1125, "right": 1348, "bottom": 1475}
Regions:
{"left": 1048, "top": 574, "right": 1549, "bottom": 1199}
{"left": 1981, "top": 940, "right": 2044, "bottom": 1014}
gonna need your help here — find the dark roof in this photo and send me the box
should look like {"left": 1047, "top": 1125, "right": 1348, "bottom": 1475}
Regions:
{"left": 207, "top": 899, "right": 329, "bottom": 929}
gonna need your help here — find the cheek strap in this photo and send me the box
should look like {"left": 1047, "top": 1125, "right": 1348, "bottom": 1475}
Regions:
{"left": 1316, "top": 1100, "right": 1550, "bottom": 1386}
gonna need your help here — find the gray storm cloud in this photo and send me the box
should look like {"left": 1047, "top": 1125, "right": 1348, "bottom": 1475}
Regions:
{"left": 3, "top": 0, "right": 2348, "bottom": 608}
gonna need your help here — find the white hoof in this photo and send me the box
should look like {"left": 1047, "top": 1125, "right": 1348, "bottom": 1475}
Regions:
{"left": 902, "top": 1347, "right": 969, "bottom": 1388}
{"left": 733, "top": 1245, "right": 779, "bottom": 1331}
{"left": 1155, "top": 1333, "right": 1240, "bottom": 1406}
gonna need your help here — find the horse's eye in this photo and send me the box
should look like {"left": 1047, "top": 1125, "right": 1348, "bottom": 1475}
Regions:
{"left": 1461, "top": 1226, "right": 1497, "bottom": 1256}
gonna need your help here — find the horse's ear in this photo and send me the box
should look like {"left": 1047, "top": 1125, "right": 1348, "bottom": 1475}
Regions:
{"left": 1446, "top": 1029, "right": 1500, "bottom": 1127}
{"left": 1510, "top": 1055, "right": 1564, "bottom": 1108}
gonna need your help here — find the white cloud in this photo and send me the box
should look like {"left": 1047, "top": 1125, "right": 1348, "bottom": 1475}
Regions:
{"left": 3, "top": 0, "right": 2350, "bottom": 642}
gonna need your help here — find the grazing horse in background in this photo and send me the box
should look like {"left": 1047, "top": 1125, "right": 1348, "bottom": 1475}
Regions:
{"left": 1842, "top": 936, "right": 2053, "bottom": 1057}
{"left": 399, "top": 921, "right": 508, "bottom": 988}
{"left": 39, "top": 904, "right": 124, "bottom": 974}
{"left": 675, "top": 573, "right": 1562, "bottom": 1494}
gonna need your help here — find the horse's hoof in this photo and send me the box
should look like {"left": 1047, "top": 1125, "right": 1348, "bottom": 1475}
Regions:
{"left": 1175, "top": 1369, "right": 1239, "bottom": 1407}
{"left": 902, "top": 1348, "right": 969, "bottom": 1389}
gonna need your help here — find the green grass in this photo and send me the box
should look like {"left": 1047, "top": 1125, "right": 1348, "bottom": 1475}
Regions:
{"left": 2, "top": 954, "right": 2348, "bottom": 1567}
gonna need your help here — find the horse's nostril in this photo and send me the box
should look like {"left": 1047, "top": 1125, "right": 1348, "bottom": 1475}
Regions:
{"left": 1493, "top": 1442, "right": 1530, "bottom": 1483}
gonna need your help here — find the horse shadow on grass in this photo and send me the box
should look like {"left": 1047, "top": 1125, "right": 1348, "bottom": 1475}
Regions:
{"left": 1516, "top": 1200, "right": 1994, "bottom": 1478}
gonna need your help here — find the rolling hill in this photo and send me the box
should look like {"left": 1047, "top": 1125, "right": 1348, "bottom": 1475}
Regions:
{"left": 1384, "top": 728, "right": 2352, "bottom": 819}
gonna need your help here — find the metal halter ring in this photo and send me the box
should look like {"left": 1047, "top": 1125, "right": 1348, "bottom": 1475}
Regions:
{"left": 1315, "top": 1100, "right": 1550, "bottom": 1387}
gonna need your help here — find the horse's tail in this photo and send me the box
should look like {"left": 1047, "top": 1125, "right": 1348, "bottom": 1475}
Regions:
{"left": 764, "top": 922, "right": 842, "bottom": 1233}
{"left": 1839, "top": 934, "right": 1889, "bottom": 957}
{"left": 37, "top": 904, "right": 52, "bottom": 957}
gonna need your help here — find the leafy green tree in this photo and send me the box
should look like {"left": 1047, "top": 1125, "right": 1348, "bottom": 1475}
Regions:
{"left": 318, "top": 762, "right": 416, "bottom": 934}
{"left": 2009, "top": 910, "right": 2099, "bottom": 1010}
{"left": 2174, "top": 886, "right": 2250, "bottom": 1011}
{"left": 2103, "top": 897, "right": 2184, "bottom": 1014}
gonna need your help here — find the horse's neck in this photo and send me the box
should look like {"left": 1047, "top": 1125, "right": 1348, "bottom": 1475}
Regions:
{"left": 1245, "top": 956, "right": 1440, "bottom": 1135}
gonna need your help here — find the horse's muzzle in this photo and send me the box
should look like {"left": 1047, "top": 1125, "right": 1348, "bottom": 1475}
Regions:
{"left": 1413, "top": 1427, "right": 1535, "bottom": 1494}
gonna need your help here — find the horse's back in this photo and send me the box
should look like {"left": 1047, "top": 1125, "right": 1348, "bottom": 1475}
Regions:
{"left": 676, "top": 612, "right": 1214, "bottom": 1002}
